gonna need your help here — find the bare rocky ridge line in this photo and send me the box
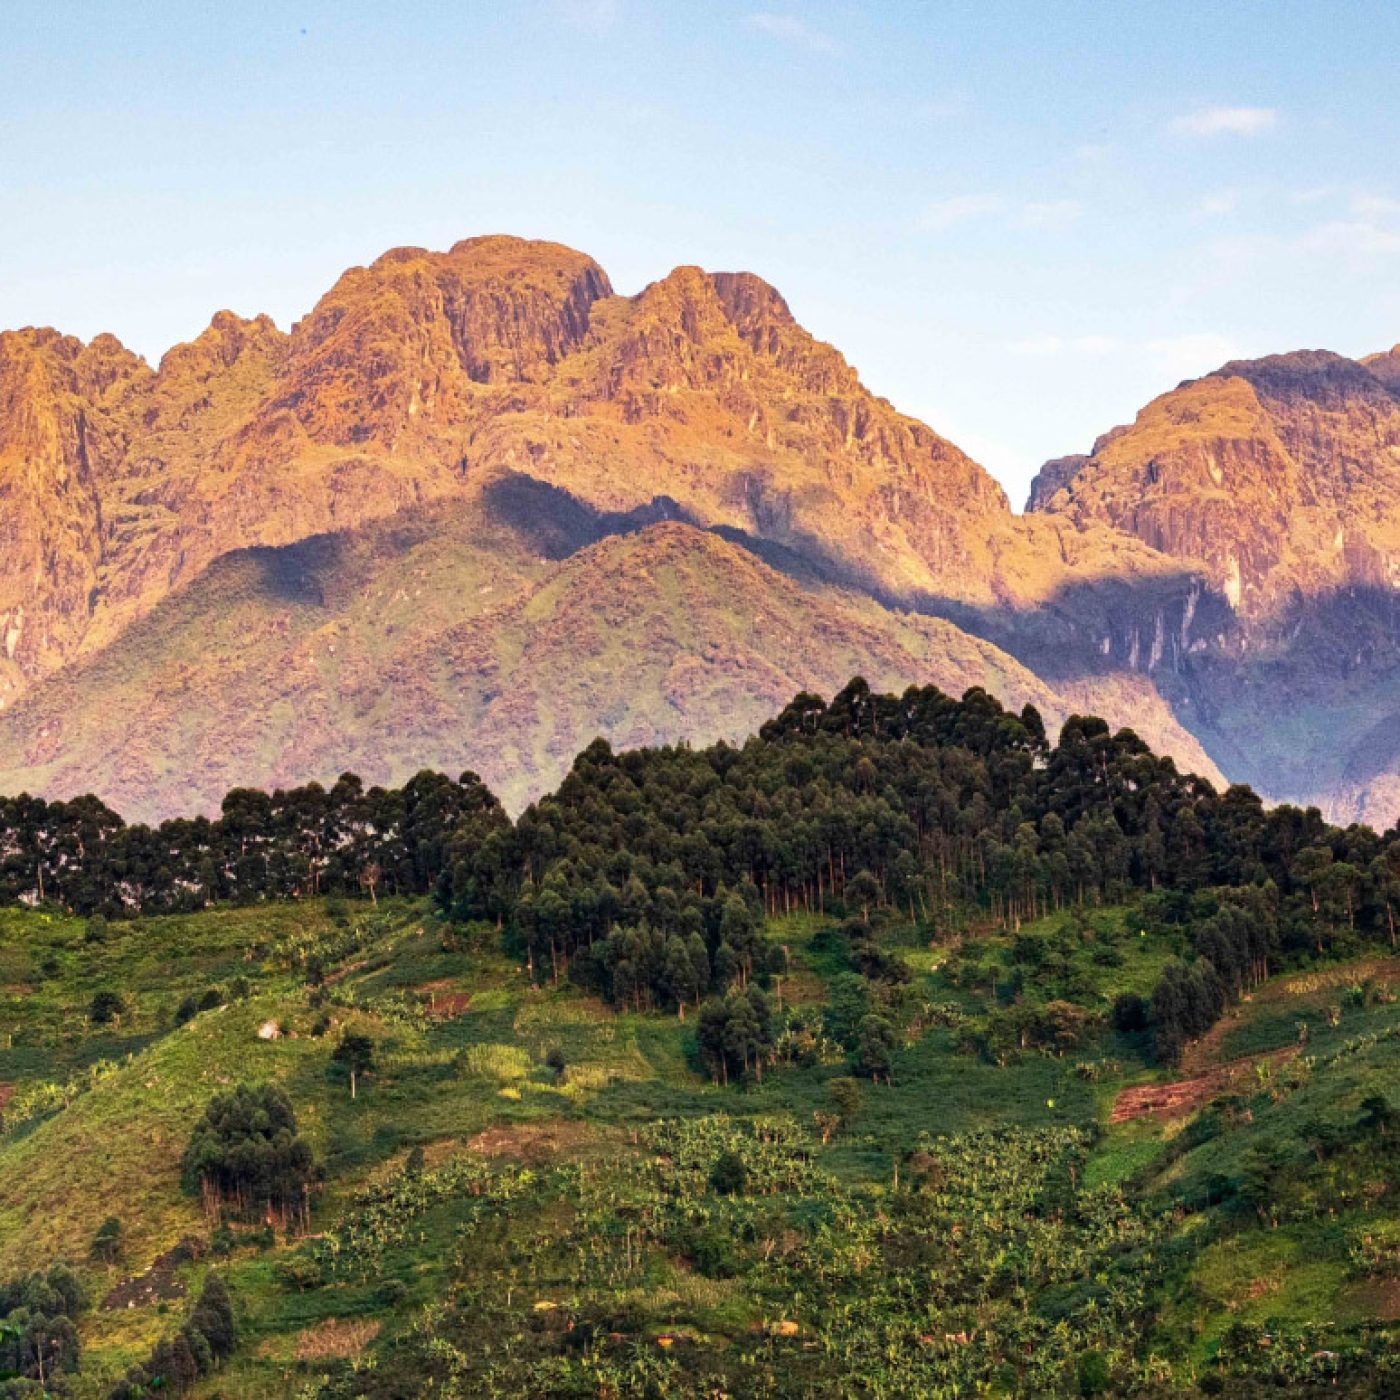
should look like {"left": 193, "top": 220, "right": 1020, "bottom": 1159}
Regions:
{"left": 0, "top": 234, "right": 1396, "bottom": 825}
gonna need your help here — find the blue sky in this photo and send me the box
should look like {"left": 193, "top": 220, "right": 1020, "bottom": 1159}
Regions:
{"left": 4, "top": 1, "right": 1399, "bottom": 507}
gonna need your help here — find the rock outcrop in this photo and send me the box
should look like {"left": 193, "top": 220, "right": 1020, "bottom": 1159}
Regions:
{"left": 0, "top": 234, "right": 1393, "bottom": 825}
{"left": 1029, "top": 350, "right": 1400, "bottom": 625}
{"left": 1030, "top": 347, "right": 1400, "bottom": 823}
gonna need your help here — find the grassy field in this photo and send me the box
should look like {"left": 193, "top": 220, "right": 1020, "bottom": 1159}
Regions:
{"left": 2, "top": 898, "right": 1399, "bottom": 1395}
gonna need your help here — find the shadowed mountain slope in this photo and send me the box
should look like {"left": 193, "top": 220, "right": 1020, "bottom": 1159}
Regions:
{"left": 0, "top": 498, "right": 1220, "bottom": 822}
{"left": 2, "top": 235, "right": 1394, "bottom": 823}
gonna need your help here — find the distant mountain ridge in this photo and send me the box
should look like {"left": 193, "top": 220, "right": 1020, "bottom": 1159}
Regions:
{"left": 1028, "top": 346, "right": 1400, "bottom": 827}
{"left": 0, "top": 235, "right": 1395, "bottom": 825}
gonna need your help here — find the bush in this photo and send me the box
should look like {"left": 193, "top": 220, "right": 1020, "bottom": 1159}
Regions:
{"left": 91, "top": 1216, "right": 123, "bottom": 1264}
{"left": 830, "top": 1076, "right": 863, "bottom": 1129}
{"left": 671, "top": 1223, "right": 740, "bottom": 1278}
{"left": 1111, "top": 993, "right": 1149, "bottom": 1033}
{"left": 709, "top": 1150, "right": 748, "bottom": 1196}
{"left": 854, "top": 1014, "right": 897, "bottom": 1082}
{"left": 89, "top": 989, "right": 125, "bottom": 1024}
{"left": 1077, "top": 1348, "right": 1111, "bottom": 1396}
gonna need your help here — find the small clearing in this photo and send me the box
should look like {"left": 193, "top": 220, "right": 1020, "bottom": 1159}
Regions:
{"left": 100, "top": 1239, "right": 201, "bottom": 1310}
{"left": 1110, "top": 1047, "right": 1300, "bottom": 1125}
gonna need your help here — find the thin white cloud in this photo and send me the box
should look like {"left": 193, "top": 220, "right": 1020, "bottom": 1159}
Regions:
{"left": 1194, "top": 190, "right": 1241, "bottom": 219}
{"left": 744, "top": 12, "right": 838, "bottom": 54}
{"left": 1301, "top": 220, "right": 1400, "bottom": 258}
{"left": 556, "top": 0, "right": 620, "bottom": 30}
{"left": 1169, "top": 106, "right": 1278, "bottom": 138}
{"left": 1351, "top": 193, "right": 1400, "bottom": 219}
{"left": 1009, "top": 334, "right": 1120, "bottom": 357}
{"left": 1019, "top": 199, "right": 1083, "bottom": 231}
{"left": 919, "top": 194, "right": 1006, "bottom": 231}
{"left": 1147, "top": 333, "right": 1242, "bottom": 382}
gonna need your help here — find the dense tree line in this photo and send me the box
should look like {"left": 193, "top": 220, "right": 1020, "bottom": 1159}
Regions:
{"left": 433, "top": 680, "right": 1400, "bottom": 1050}
{"left": 181, "top": 1084, "right": 321, "bottom": 1229}
{"left": 0, "top": 1264, "right": 86, "bottom": 1391}
{"left": 0, "top": 769, "right": 505, "bottom": 915}
{"left": 4, "top": 677, "right": 1400, "bottom": 1065}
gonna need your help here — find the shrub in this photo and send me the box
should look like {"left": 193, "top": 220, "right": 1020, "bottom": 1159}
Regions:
{"left": 1111, "top": 993, "right": 1150, "bottom": 1033}
{"left": 91, "top": 1216, "right": 123, "bottom": 1264}
{"left": 709, "top": 1150, "right": 748, "bottom": 1195}
{"left": 89, "top": 989, "right": 125, "bottom": 1024}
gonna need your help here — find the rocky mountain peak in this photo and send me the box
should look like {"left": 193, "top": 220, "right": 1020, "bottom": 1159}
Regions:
{"left": 1362, "top": 344, "right": 1400, "bottom": 396}
{"left": 1031, "top": 345, "right": 1400, "bottom": 622}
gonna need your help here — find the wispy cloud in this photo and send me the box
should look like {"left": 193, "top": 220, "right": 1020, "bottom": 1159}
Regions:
{"left": 1009, "top": 334, "right": 1120, "bottom": 357}
{"left": 1194, "top": 190, "right": 1242, "bottom": 219}
{"left": 1352, "top": 192, "right": 1400, "bottom": 219}
{"left": 919, "top": 194, "right": 1006, "bottom": 231}
{"left": 1019, "top": 199, "right": 1083, "bottom": 231}
{"left": 1169, "top": 106, "right": 1278, "bottom": 138}
{"left": 744, "top": 12, "right": 837, "bottom": 54}
{"left": 1301, "top": 220, "right": 1400, "bottom": 258}
{"left": 1147, "top": 333, "right": 1242, "bottom": 381}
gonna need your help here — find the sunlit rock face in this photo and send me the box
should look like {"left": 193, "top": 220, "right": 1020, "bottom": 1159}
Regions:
{"left": 1031, "top": 348, "right": 1400, "bottom": 827}
{"left": 1, "top": 235, "right": 1397, "bottom": 826}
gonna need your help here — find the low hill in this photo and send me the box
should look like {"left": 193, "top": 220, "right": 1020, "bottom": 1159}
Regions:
{"left": 1, "top": 682, "right": 1398, "bottom": 1395}
{"left": 0, "top": 496, "right": 1219, "bottom": 822}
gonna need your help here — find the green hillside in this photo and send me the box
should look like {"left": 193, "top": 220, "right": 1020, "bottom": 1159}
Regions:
{"left": 4, "top": 898, "right": 1399, "bottom": 1397}
{"left": 2, "top": 680, "right": 1399, "bottom": 1396}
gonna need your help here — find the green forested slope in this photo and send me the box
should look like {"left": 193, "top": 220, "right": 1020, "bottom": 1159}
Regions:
{"left": 1, "top": 680, "right": 1398, "bottom": 1397}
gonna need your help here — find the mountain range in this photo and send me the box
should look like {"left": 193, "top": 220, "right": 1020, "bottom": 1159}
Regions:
{"left": 1, "top": 234, "right": 1397, "bottom": 826}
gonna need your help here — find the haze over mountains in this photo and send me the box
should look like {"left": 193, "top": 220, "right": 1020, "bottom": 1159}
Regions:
{"left": 1, "top": 235, "right": 1397, "bottom": 826}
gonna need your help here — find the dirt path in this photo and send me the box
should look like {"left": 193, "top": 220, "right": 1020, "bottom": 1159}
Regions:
{"left": 1172, "top": 954, "right": 1400, "bottom": 1079}
{"left": 1110, "top": 1046, "right": 1300, "bottom": 1125}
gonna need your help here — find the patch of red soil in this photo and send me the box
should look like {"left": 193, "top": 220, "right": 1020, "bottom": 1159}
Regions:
{"left": 322, "top": 958, "right": 369, "bottom": 986}
{"left": 100, "top": 1238, "right": 203, "bottom": 1311}
{"left": 1110, "top": 1047, "right": 1300, "bottom": 1125}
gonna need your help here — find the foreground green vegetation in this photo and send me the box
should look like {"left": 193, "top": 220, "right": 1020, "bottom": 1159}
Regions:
{"left": 2, "top": 679, "right": 1400, "bottom": 1395}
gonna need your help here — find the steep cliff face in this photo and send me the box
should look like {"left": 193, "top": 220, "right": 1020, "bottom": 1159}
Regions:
{"left": 0, "top": 328, "right": 150, "bottom": 696}
{"left": 1029, "top": 351, "right": 1400, "bottom": 625}
{"left": 1030, "top": 348, "right": 1400, "bottom": 825}
{"left": 2, "top": 233, "right": 1388, "bottom": 826}
{"left": 1025, "top": 454, "right": 1088, "bottom": 513}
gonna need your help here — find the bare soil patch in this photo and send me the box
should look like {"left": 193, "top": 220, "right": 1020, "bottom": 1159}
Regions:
{"left": 294, "top": 1317, "right": 381, "bottom": 1361}
{"left": 100, "top": 1239, "right": 202, "bottom": 1311}
{"left": 1110, "top": 1047, "right": 1300, "bottom": 1125}
{"left": 1346, "top": 1277, "right": 1400, "bottom": 1321}
{"left": 419, "top": 980, "right": 473, "bottom": 1017}
{"left": 468, "top": 1120, "right": 596, "bottom": 1163}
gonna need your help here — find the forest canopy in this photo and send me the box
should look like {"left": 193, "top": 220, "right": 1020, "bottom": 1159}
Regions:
{"left": 3, "top": 678, "right": 1398, "bottom": 1064}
